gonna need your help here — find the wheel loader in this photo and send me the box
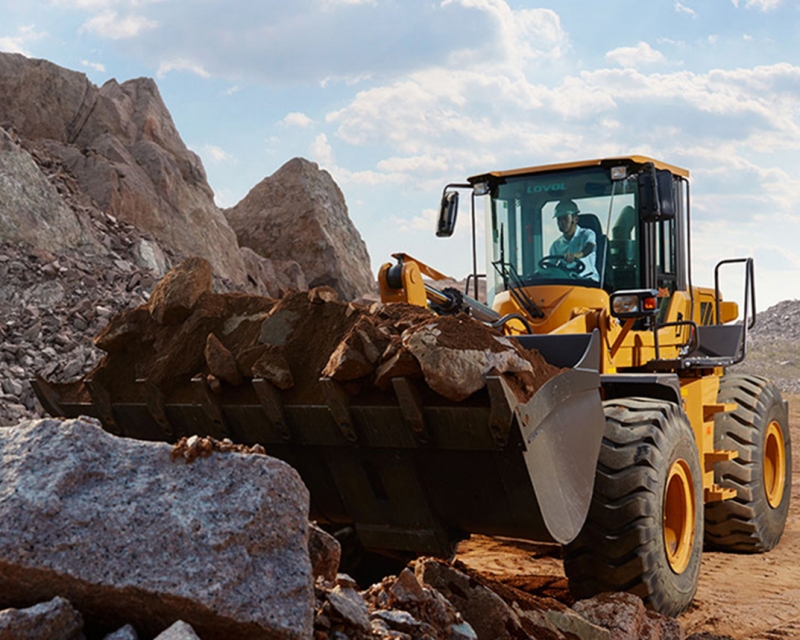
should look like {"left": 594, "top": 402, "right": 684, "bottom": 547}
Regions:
{"left": 32, "top": 156, "right": 791, "bottom": 617}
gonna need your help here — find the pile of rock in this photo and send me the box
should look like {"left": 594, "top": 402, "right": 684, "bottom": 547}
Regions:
{"left": 0, "top": 238, "right": 161, "bottom": 426}
{"left": 750, "top": 299, "right": 800, "bottom": 343}
{"left": 733, "top": 299, "right": 800, "bottom": 394}
{"left": 46, "top": 257, "right": 561, "bottom": 411}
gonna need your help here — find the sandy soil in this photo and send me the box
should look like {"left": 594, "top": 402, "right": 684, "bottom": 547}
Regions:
{"left": 455, "top": 393, "right": 800, "bottom": 639}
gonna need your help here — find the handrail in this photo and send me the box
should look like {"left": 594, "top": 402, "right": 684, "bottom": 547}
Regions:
{"left": 653, "top": 320, "right": 699, "bottom": 362}
{"left": 713, "top": 256, "right": 755, "bottom": 366}
{"left": 464, "top": 273, "right": 487, "bottom": 301}
{"left": 714, "top": 257, "right": 755, "bottom": 329}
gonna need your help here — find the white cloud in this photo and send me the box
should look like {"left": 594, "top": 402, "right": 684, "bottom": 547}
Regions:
{"left": 212, "top": 187, "right": 237, "bottom": 208}
{"left": 319, "top": 73, "right": 373, "bottom": 88}
{"left": 81, "top": 59, "right": 106, "bottom": 72}
{"left": 443, "top": 0, "right": 567, "bottom": 66}
{"left": 52, "top": 0, "right": 122, "bottom": 8}
{"left": 0, "top": 25, "right": 45, "bottom": 56}
{"left": 282, "top": 112, "right": 313, "bottom": 127}
{"left": 79, "top": 11, "right": 158, "bottom": 40}
{"left": 198, "top": 144, "right": 235, "bottom": 164}
{"left": 321, "top": 0, "right": 377, "bottom": 7}
{"left": 70, "top": 3, "right": 465, "bottom": 85}
{"left": 223, "top": 85, "right": 241, "bottom": 96}
{"left": 310, "top": 133, "right": 335, "bottom": 167}
{"left": 377, "top": 155, "right": 449, "bottom": 174}
{"left": 605, "top": 42, "right": 666, "bottom": 68}
{"left": 156, "top": 58, "right": 210, "bottom": 78}
{"left": 731, "top": 0, "right": 781, "bottom": 9}
{"left": 744, "top": 0, "right": 782, "bottom": 9}
{"left": 675, "top": 2, "right": 697, "bottom": 16}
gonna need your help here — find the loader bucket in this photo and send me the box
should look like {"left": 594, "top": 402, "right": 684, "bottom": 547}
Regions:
{"left": 32, "top": 331, "right": 606, "bottom": 557}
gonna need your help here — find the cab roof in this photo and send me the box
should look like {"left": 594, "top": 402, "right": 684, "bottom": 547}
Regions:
{"left": 468, "top": 155, "right": 690, "bottom": 183}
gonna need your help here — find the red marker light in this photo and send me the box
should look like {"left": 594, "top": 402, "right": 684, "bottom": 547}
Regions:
{"left": 643, "top": 296, "right": 657, "bottom": 311}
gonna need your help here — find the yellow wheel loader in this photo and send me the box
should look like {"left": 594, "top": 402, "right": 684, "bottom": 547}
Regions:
{"left": 32, "top": 156, "right": 790, "bottom": 616}
{"left": 378, "top": 155, "right": 790, "bottom": 614}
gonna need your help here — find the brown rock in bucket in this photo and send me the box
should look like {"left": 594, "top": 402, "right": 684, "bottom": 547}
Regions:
{"left": 148, "top": 257, "right": 213, "bottom": 325}
{"left": 204, "top": 333, "right": 243, "bottom": 387}
{"left": 322, "top": 339, "right": 373, "bottom": 381}
{"left": 402, "top": 315, "right": 539, "bottom": 402}
{"left": 375, "top": 344, "right": 424, "bottom": 389}
{"left": 308, "top": 285, "right": 339, "bottom": 304}
{"left": 322, "top": 315, "right": 391, "bottom": 381}
{"left": 251, "top": 345, "right": 294, "bottom": 390}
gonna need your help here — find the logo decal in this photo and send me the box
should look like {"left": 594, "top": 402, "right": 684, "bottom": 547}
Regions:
{"left": 527, "top": 182, "right": 567, "bottom": 194}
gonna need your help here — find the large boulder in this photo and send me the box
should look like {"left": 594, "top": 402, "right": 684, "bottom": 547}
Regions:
{"left": 224, "top": 157, "right": 375, "bottom": 301}
{"left": 0, "top": 418, "right": 314, "bottom": 640}
{"left": 0, "top": 52, "right": 246, "bottom": 285}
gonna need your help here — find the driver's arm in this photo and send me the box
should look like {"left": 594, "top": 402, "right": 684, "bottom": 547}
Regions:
{"left": 565, "top": 228, "right": 596, "bottom": 262}
{"left": 577, "top": 241, "right": 595, "bottom": 259}
{"left": 565, "top": 241, "right": 595, "bottom": 262}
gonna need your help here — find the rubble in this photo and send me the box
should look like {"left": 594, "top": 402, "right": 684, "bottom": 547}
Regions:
{"left": 45, "top": 259, "right": 562, "bottom": 411}
{"left": 170, "top": 434, "right": 266, "bottom": 462}
{"left": 0, "top": 237, "right": 163, "bottom": 426}
{"left": 0, "top": 596, "right": 83, "bottom": 640}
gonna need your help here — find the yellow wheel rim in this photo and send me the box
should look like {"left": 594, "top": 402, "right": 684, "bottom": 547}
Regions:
{"left": 664, "top": 458, "right": 696, "bottom": 574}
{"left": 764, "top": 420, "right": 786, "bottom": 509}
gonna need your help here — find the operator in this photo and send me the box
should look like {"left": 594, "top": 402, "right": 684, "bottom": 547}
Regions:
{"left": 549, "top": 199, "right": 599, "bottom": 280}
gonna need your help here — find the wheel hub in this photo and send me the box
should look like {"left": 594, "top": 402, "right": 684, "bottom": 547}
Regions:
{"left": 664, "top": 458, "right": 696, "bottom": 574}
{"left": 764, "top": 420, "right": 786, "bottom": 509}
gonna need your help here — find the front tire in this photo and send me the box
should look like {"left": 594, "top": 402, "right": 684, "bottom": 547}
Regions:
{"left": 704, "top": 374, "right": 791, "bottom": 552}
{"left": 563, "top": 398, "right": 703, "bottom": 616}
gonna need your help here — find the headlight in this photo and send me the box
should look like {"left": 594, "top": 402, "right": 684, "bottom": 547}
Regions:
{"left": 609, "top": 289, "right": 660, "bottom": 319}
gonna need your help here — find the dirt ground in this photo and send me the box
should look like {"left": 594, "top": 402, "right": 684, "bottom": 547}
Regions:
{"left": 455, "top": 393, "right": 800, "bottom": 640}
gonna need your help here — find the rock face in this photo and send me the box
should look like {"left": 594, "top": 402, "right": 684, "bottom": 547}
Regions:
{"left": 240, "top": 246, "right": 308, "bottom": 299}
{"left": 225, "top": 157, "right": 375, "bottom": 301}
{"left": 0, "top": 51, "right": 246, "bottom": 284}
{"left": 0, "top": 418, "right": 314, "bottom": 640}
{"left": 0, "top": 127, "right": 98, "bottom": 253}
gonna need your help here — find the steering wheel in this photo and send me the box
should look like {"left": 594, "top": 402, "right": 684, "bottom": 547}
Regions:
{"left": 538, "top": 255, "right": 586, "bottom": 274}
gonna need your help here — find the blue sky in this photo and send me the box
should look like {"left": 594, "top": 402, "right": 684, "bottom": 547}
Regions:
{"left": 2, "top": 0, "right": 800, "bottom": 310}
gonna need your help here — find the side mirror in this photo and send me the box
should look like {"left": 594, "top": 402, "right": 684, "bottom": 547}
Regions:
{"left": 638, "top": 166, "right": 676, "bottom": 222}
{"left": 436, "top": 190, "right": 459, "bottom": 237}
{"left": 609, "top": 289, "right": 660, "bottom": 319}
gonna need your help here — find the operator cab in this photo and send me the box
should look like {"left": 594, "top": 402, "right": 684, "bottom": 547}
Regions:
{"left": 459, "top": 157, "right": 690, "bottom": 309}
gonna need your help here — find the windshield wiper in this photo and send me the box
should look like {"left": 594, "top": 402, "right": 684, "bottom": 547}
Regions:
{"left": 493, "top": 224, "right": 544, "bottom": 319}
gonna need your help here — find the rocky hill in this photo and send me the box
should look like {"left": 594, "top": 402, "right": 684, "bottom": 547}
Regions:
{"left": 0, "top": 51, "right": 375, "bottom": 427}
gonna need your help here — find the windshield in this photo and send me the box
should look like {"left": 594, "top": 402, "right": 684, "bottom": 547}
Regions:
{"left": 486, "top": 166, "right": 641, "bottom": 301}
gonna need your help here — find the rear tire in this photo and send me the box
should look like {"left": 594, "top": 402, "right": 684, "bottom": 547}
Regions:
{"left": 704, "top": 374, "right": 791, "bottom": 552}
{"left": 563, "top": 398, "right": 703, "bottom": 616}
